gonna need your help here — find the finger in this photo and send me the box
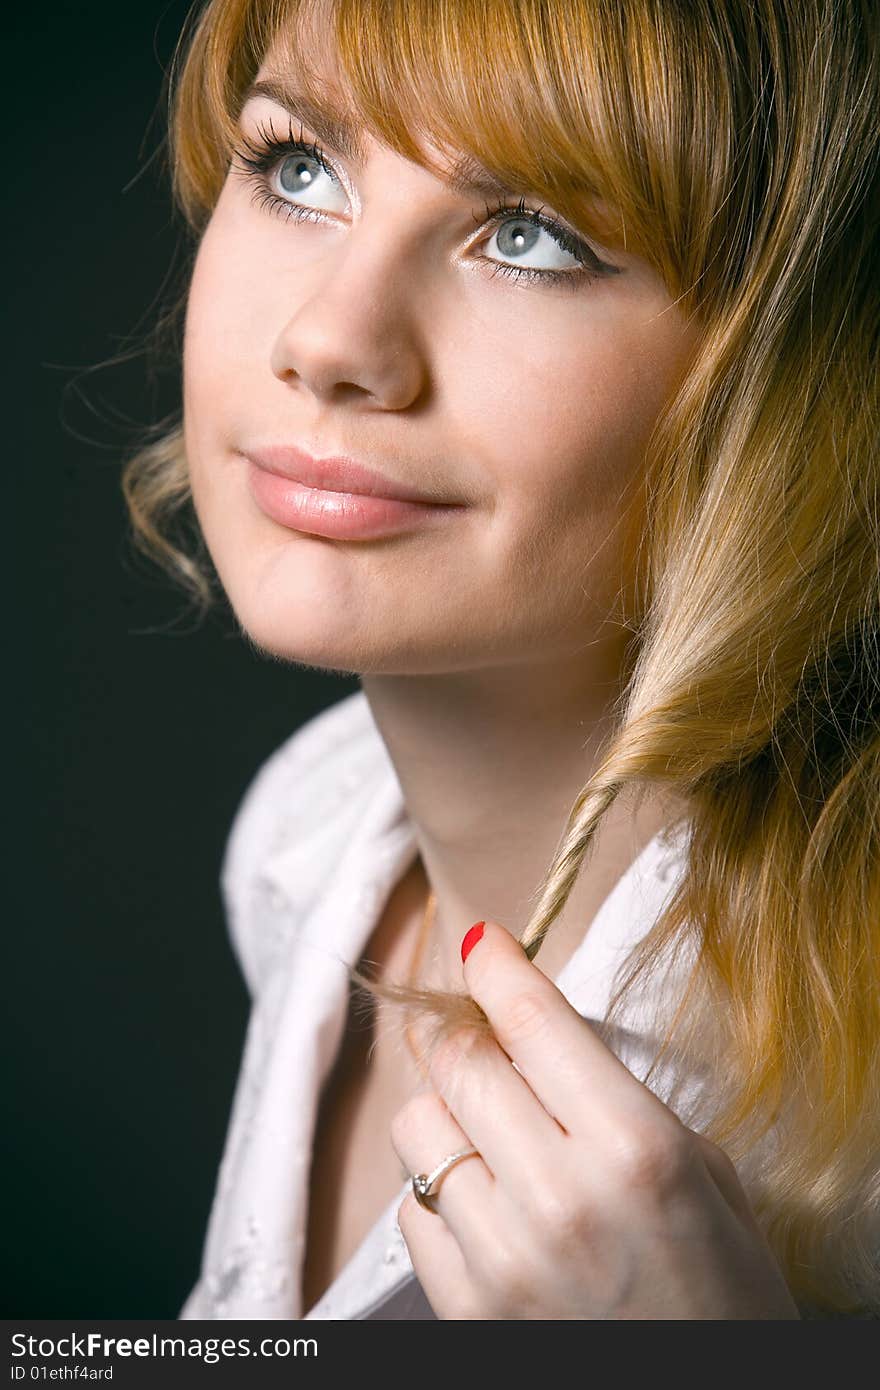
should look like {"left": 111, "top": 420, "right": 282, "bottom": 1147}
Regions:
{"left": 461, "top": 919, "right": 673, "bottom": 1138}
{"left": 395, "top": 1188, "right": 482, "bottom": 1320}
{"left": 422, "top": 1022, "right": 568, "bottom": 1210}
{"left": 690, "top": 1131, "right": 770, "bottom": 1244}
{"left": 391, "top": 1088, "right": 503, "bottom": 1274}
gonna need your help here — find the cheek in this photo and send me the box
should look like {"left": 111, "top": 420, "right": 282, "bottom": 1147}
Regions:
{"left": 455, "top": 309, "right": 668, "bottom": 521}
{"left": 182, "top": 209, "right": 272, "bottom": 512}
{"left": 439, "top": 302, "right": 689, "bottom": 619}
{"left": 183, "top": 219, "right": 249, "bottom": 417}
{"left": 181, "top": 217, "right": 266, "bottom": 582}
{"left": 183, "top": 232, "right": 226, "bottom": 451}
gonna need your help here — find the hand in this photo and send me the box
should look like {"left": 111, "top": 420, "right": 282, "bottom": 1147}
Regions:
{"left": 390, "top": 918, "right": 800, "bottom": 1319}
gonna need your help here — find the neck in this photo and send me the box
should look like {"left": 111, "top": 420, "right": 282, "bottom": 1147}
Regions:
{"left": 361, "top": 655, "right": 685, "bottom": 991}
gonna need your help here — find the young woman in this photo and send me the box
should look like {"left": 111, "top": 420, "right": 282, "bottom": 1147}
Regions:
{"left": 122, "top": 0, "right": 879, "bottom": 1318}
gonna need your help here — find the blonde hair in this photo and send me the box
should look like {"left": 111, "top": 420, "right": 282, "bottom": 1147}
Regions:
{"left": 121, "top": 0, "right": 880, "bottom": 1315}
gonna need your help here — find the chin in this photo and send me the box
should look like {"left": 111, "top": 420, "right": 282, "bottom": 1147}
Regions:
{"left": 232, "top": 611, "right": 367, "bottom": 674}
{"left": 198, "top": 502, "right": 479, "bottom": 676}
{"left": 218, "top": 586, "right": 403, "bottom": 676}
{"left": 225, "top": 593, "right": 484, "bottom": 678}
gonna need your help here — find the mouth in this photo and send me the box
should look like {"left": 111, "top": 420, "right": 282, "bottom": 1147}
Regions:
{"left": 241, "top": 443, "right": 458, "bottom": 507}
{"left": 242, "top": 451, "right": 465, "bottom": 541}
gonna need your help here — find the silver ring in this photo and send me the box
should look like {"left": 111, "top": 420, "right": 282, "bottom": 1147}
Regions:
{"left": 411, "top": 1145, "right": 480, "bottom": 1214}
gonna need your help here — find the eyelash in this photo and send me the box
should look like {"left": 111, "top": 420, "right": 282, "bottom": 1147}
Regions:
{"left": 229, "top": 117, "right": 605, "bottom": 290}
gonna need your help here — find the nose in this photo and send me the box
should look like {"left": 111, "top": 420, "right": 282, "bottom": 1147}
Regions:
{"left": 269, "top": 229, "right": 429, "bottom": 410}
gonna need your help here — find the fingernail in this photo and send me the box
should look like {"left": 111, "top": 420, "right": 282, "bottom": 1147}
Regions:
{"left": 460, "top": 922, "right": 485, "bottom": 963}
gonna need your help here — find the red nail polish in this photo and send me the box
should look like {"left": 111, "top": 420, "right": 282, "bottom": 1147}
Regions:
{"left": 461, "top": 922, "right": 485, "bottom": 963}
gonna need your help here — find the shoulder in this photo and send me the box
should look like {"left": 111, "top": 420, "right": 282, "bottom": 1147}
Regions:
{"left": 219, "top": 687, "right": 388, "bottom": 995}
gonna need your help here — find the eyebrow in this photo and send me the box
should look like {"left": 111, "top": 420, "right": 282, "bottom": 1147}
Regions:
{"left": 240, "top": 77, "right": 521, "bottom": 199}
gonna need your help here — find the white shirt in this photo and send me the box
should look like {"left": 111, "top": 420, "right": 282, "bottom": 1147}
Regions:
{"left": 177, "top": 688, "right": 702, "bottom": 1321}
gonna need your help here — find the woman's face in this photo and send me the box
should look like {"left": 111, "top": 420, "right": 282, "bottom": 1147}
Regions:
{"left": 183, "top": 40, "right": 701, "bottom": 677}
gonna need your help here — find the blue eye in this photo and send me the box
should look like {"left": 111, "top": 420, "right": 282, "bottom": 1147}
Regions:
{"left": 274, "top": 146, "right": 348, "bottom": 215}
{"left": 476, "top": 197, "right": 605, "bottom": 286}
{"left": 486, "top": 212, "right": 580, "bottom": 273}
{"left": 231, "top": 118, "right": 347, "bottom": 222}
{"left": 230, "top": 117, "right": 616, "bottom": 289}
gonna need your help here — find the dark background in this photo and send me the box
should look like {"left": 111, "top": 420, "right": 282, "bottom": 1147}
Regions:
{"left": 9, "top": 2, "right": 354, "bottom": 1315}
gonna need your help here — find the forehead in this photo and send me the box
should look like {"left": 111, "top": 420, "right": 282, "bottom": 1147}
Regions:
{"left": 256, "top": 0, "right": 346, "bottom": 98}
{"left": 248, "top": 39, "right": 530, "bottom": 201}
{"left": 246, "top": 0, "right": 621, "bottom": 239}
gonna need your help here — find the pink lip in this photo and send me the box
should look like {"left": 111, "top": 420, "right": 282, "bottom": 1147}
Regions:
{"left": 242, "top": 444, "right": 450, "bottom": 505}
{"left": 243, "top": 451, "right": 463, "bottom": 541}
